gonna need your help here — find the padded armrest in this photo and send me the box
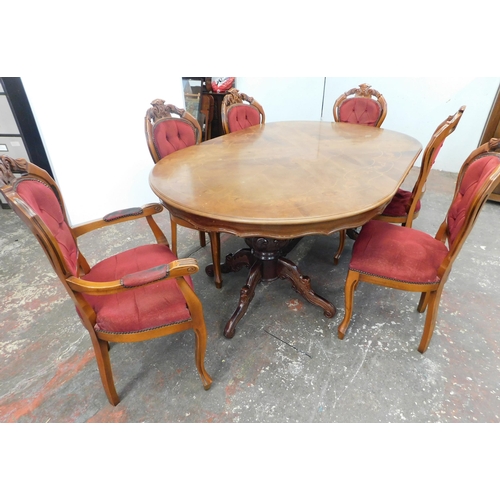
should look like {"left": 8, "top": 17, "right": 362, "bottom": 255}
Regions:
{"left": 72, "top": 203, "right": 164, "bottom": 237}
{"left": 104, "top": 207, "right": 143, "bottom": 222}
{"left": 121, "top": 264, "right": 169, "bottom": 287}
{"left": 66, "top": 258, "right": 199, "bottom": 294}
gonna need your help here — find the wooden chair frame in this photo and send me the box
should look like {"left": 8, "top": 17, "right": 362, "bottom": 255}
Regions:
{"left": 0, "top": 157, "right": 212, "bottom": 406}
{"left": 375, "top": 106, "right": 466, "bottom": 227}
{"left": 145, "top": 99, "right": 224, "bottom": 288}
{"left": 337, "top": 139, "right": 500, "bottom": 354}
{"left": 333, "top": 83, "right": 387, "bottom": 127}
{"left": 333, "top": 83, "right": 387, "bottom": 264}
{"left": 221, "top": 89, "right": 266, "bottom": 134}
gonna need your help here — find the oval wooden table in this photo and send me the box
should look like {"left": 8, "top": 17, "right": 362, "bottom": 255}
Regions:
{"left": 150, "top": 121, "right": 422, "bottom": 338}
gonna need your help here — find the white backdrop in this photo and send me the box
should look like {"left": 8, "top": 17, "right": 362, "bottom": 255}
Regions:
{"left": 237, "top": 77, "right": 500, "bottom": 173}
{"left": 21, "top": 76, "right": 500, "bottom": 225}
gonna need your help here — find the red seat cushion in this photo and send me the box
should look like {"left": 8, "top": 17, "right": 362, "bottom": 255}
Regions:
{"left": 82, "top": 244, "right": 193, "bottom": 333}
{"left": 339, "top": 98, "right": 382, "bottom": 126}
{"left": 349, "top": 220, "right": 448, "bottom": 284}
{"left": 153, "top": 119, "right": 197, "bottom": 158}
{"left": 227, "top": 105, "right": 261, "bottom": 132}
{"left": 381, "top": 188, "right": 421, "bottom": 217}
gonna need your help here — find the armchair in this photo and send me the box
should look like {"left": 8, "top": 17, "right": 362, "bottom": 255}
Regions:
{"left": 0, "top": 156, "right": 212, "bottom": 405}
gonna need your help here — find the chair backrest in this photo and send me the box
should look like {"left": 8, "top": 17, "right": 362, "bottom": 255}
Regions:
{"left": 406, "top": 106, "right": 466, "bottom": 212}
{"left": 0, "top": 157, "right": 81, "bottom": 282}
{"left": 145, "top": 100, "right": 202, "bottom": 163}
{"left": 436, "top": 138, "right": 500, "bottom": 275}
{"left": 333, "top": 83, "right": 387, "bottom": 127}
{"left": 221, "top": 89, "right": 265, "bottom": 134}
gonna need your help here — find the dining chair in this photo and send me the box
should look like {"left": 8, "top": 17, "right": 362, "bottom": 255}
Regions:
{"left": 337, "top": 138, "right": 500, "bottom": 353}
{"left": 333, "top": 82, "right": 387, "bottom": 128}
{"left": 374, "top": 106, "right": 466, "bottom": 228}
{"left": 0, "top": 156, "right": 212, "bottom": 406}
{"left": 333, "top": 83, "right": 388, "bottom": 263}
{"left": 221, "top": 88, "right": 265, "bottom": 134}
{"left": 145, "top": 99, "right": 223, "bottom": 288}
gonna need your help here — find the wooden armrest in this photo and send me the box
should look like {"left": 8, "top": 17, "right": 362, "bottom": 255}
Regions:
{"left": 72, "top": 203, "right": 164, "bottom": 237}
{"left": 66, "top": 258, "right": 199, "bottom": 294}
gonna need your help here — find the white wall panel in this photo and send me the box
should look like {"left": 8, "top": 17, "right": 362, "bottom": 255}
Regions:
{"left": 324, "top": 77, "right": 500, "bottom": 173}
{"left": 236, "top": 77, "right": 325, "bottom": 122}
{"left": 20, "top": 76, "right": 500, "bottom": 224}
{"left": 22, "top": 75, "right": 184, "bottom": 225}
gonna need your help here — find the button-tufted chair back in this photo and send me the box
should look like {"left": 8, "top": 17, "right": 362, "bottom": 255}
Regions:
{"left": 333, "top": 83, "right": 387, "bottom": 128}
{"left": 221, "top": 89, "right": 265, "bottom": 134}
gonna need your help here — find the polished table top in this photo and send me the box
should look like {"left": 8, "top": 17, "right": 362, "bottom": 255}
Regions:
{"left": 150, "top": 121, "right": 422, "bottom": 338}
{"left": 149, "top": 121, "right": 423, "bottom": 239}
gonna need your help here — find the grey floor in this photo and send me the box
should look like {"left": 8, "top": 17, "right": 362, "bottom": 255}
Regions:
{"left": 1, "top": 168, "right": 500, "bottom": 423}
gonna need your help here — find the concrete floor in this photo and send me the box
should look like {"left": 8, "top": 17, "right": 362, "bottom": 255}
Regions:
{"left": 1, "top": 168, "right": 500, "bottom": 423}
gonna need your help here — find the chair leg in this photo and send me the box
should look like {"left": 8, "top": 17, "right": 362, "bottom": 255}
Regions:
{"left": 170, "top": 216, "right": 178, "bottom": 257}
{"left": 193, "top": 325, "right": 212, "bottom": 390}
{"left": 346, "top": 228, "right": 360, "bottom": 240}
{"left": 338, "top": 271, "right": 360, "bottom": 339}
{"left": 199, "top": 231, "right": 207, "bottom": 247}
{"left": 92, "top": 337, "right": 120, "bottom": 405}
{"left": 209, "top": 232, "right": 223, "bottom": 289}
{"left": 334, "top": 230, "right": 346, "bottom": 265}
{"left": 418, "top": 288, "right": 443, "bottom": 354}
{"left": 417, "top": 291, "right": 430, "bottom": 313}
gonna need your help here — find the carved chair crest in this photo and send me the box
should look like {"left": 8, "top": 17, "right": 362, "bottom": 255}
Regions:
{"left": 223, "top": 89, "right": 255, "bottom": 107}
{"left": 0, "top": 156, "right": 28, "bottom": 188}
{"left": 146, "top": 99, "right": 187, "bottom": 124}
{"left": 344, "top": 83, "right": 383, "bottom": 101}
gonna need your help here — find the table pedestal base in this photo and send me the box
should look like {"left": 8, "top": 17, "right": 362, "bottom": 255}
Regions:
{"left": 206, "top": 237, "right": 336, "bottom": 338}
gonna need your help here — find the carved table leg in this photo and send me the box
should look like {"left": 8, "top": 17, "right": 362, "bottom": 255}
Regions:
{"left": 277, "top": 257, "right": 336, "bottom": 318}
{"left": 222, "top": 237, "right": 335, "bottom": 339}
{"left": 224, "top": 260, "right": 262, "bottom": 339}
{"left": 205, "top": 247, "right": 253, "bottom": 279}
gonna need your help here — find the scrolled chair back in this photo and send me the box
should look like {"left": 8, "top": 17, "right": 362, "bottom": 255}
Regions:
{"left": 221, "top": 88, "right": 265, "bottom": 134}
{"left": 145, "top": 99, "right": 202, "bottom": 162}
{"left": 333, "top": 83, "right": 387, "bottom": 127}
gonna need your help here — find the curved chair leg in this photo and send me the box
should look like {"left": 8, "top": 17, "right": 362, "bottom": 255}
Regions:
{"left": 346, "top": 228, "right": 360, "bottom": 240}
{"left": 417, "top": 291, "right": 430, "bottom": 313}
{"left": 418, "top": 287, "right": 444, "bottom": 354}
{"left": 199, "top": 231, "right": 207, "bottom": 248}
{"left": 170, "top": 216, "right": 178, "bottom": 257}
{"left": 176, "top": 279, "right": 213, "bottom": 389}
{"left": 338, "top": 270, "right": 360, "bottom": 339}
{"left": 92, "top": 337, "right": 120, "bottom": 405}
{"left": 193, "top": 325, "right": 213, "bottom": 390}
{"left": 209, "top": 232, "right": 223, "bottom": 289}
{"left": 334, "top": 230, "right": 346, "bottom": 265}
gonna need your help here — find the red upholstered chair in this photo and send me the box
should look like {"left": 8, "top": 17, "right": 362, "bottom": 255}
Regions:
{"left": 375, "top": 106, "right": 466, "bottom": 228}
{"left": 0, "top": 156, "right": 212, "bottom": 406}
{"left": 333, "top": 83, "right": 387, "bottom": 128}
{"left": 333, "top": 83, "right": 388, "bottom": 264}
{"left": 145, "top": 99, "right": 223, "bottom": 288}
{"left": 221, "top": 89, "right": 265, "bottom": 134}
{"left": 337, "top": 139, "right": 500, "bottom": 353}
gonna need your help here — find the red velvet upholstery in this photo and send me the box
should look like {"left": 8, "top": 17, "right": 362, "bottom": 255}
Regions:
{"left": 153, "top": 119, "right": 197, "bottom": 158}
{"left": 381, "top": 141, "right": 443, "bottom": 217}
{"left": 227, "top": 105, "right": 261, "bottom": 132}
{"left": 83, "top": 244, "right": 193, "bottom": 333}
{"left": 17, "top": 179, "right": 79, "bottom": 276}
{"left": 447, "top": 155, "right": 500, "bottom": 246}
{"left": 339, "top": 98, "right": 382, "bottom": 126}
{"left": 349, "top": 219, "right": 448, "bottom": 284}
{"left": 381, "top": 188, "right": 422, "bottom": 217}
